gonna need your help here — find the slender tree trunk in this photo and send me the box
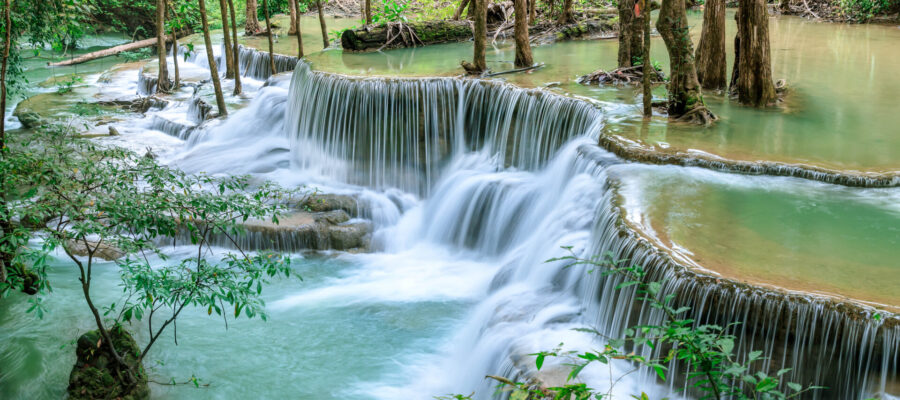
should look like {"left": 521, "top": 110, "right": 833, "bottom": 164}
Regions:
{"left": 528, "top": 0, "right": 536, "bottom": 23}
{"left": 453, "top": 0, "right": 471, "bottom": 20}
{"left": 0, "top": 0, "right": 11, "bottom": 286}
{"left": 617, "top": 0, "right": 644, "bottom": 68}
{"left": 366, "top": 0, "right": 372, "bottom": 25}
{"left": 513, "top": 0, "right": 533, "bottom": 67}
{"left": 656, "top": 0, "right": 713, "bottom": 122}
{"left": 317, "top": 1, "right": 330, "bottom": 48}
{"left": 695, "top": 0, "right": 726, "bottom": 90}
{"left": 360, "top": 0, "right": 366, "bottom": 22}
{"left": 228, "top": 0, "right": 243, "bottom": 95}
{"left": 246, "top": 0, "right": 261, "bottom": 35}
{"left": 558, "top": 0, "right": 574, "bottom": 24}
{"left": 199, "top": 0, "right": 228, "bottom": 116}
{"left": 729, "top": 10, "right": 739, "bottom": 95}
{"left": 219, "top": 0, "right": 235, "bottom": 79}
{"left": 293, "top": 0, "right": 305, "bottom": 57}
{"left": 171, "top": 27, "right": 180, "bottom": 89}
{"left": 156, "top": 0, "right": 171, "bottom": 92}
{"left": 736, "top": 0, "right": 776, "bottom": 106}
{"left": 642, "top": 0, "right": 652, "bottom": 117}
{"left": 262, "top": 0, "right": 277, "bottom": 75}
{"left": 472, "top": 0, "right": 487, "bottom": 72}
{"left": 288, "top": 0, "right": 298, "bottom": 35}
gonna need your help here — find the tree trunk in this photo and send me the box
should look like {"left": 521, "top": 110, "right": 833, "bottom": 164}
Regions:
{"left": 156, "top": 0, "right": 171, "bottom": 93}
{"left": 317, "top": 1, "right": 329, "bottom": 48}
{"left": 48, "top": 37, "right": 171, "bottom": 67}
{"left": 729, "top": 9, "right": 739, "bottom": 95}
{"left": 656, "top": 0, "right": 714, "bottom": 122}
{"left": 219, "top": 0, "right": 235, "bottom": 79}
{"left": 472, "top": 0, "right": 487, "bottom": 72}
{"left": 293, "top": 0, "right": 305, "bottom": 57}
{"left": 528, "top": 0, "right": 536, "bottom": 23}
{"left": 341, "top": 20, "right": 471, "bottom": 51}
{"left": 617, "top": 0, "right": 644, "bottom": 68}
{"left": 366, "top": 0, "right": 372, "bottom": 25}
{"left": 736, "top": 0, "right": 776, "bottom": 106}
{"left": 171, "top": 25, "right": 180, "bottom": 89}
{"left": 642, "top": 0, "right": 652, "bottom": 118}
{"left": 288, "top": 0, "right": 298, "bottom": 35}
{"left": 199, "top": 0, "right": 228, "bottom": 116}
{"left": 695, "top": 0, "right": 726, "bottom": 90}
{"left": 453, "top": 0, "right": 471, "bottom": 20}
{"left": 262, "top": 0, "right": 277, "bottom": 75}
{"left": 513, "top": 0, "right": 533, "bottom": 67}
{"left": 228, "top": 0, "right": 243, "bottom": 95}
{"left": 1, "top": 0, "right": 11, "bottom": 286}
{"left": 558, "top": 0, "right": 575, "bottom": 24}
{"left": 246, "top": 0, "right": 261, "bottom": 35}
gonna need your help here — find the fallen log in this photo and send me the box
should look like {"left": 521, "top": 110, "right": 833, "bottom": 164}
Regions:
{"left": 341, "top": 20, "right": 472, "bottom": 52}
{"left": 48, "top": 35, "right": 173, "bottom": 67}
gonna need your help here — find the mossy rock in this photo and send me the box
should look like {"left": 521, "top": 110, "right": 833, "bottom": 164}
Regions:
{"left": 67, "top": 325, "right": 149, "bottom": 400}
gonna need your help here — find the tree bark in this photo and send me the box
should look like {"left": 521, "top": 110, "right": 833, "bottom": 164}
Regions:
{"left": 366, "top": 0, "right": 372, "bottom": 25}
{"left": 729, "top": 9, "right": 739, "bottom": 95}
{"left": 453, "top": 0, "right": 471, "bottom": 20}
{"left": 617, "top": 0, "right": 644, "bottom": 68}
{"left": 293, "top": 0, "right": 305, "bottom": 57}
{"left": 171, "top": 22, "right": 180, "bottom": 89}
{"left": 262, "top": 0, "right": 277, "bottom": 76}
{"left": 48, "top": 37, "right": 171, "bottom": 67}
{"left": 558, "top": 0, "right": 575, "bottom": 24}
{"left": 228, "top": 0, "right": 243, "bottom": 95}
{"left": 317, "top": 1, "right": 329, "bottom": 48}
{"left": 246, "top": 0, "right": 261, "bottom": 35}
{"left": 736, "top": 0, "right": 776, "bottom": 106}
{"left": 472, "top": 0, "right": 487, "bottom": 72}
{"left": 642, "top": 0, "right": 652, "bottom": 118}
{"left": 1, "top": 0, "right": 11, "bottom": 286}
{"left": 513, "top": 0, "right": 533, "bottom": 67}
{"left": 219, "top": 0, "right": 236, "bottom": 79}
{"left": 656, "top": 0, "right": 713, "bottom": 121}
{"left": 156, "top": 0, "right": 171, "bottom": 93}
{"left": 288, "top": 0, "right": 298, "bottom": 35}
{"left": 528, "top": 0, "right": 536, "bottom": 23}
{"left": 695, "top": 0, "right": 726, "bottom": 90}
{"left": 199, "top": 0, "right": 228, "bottom": 116}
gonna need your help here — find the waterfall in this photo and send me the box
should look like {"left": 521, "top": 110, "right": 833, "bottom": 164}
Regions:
{"left": 173, "top": 61, "right": 899, "bottom": 399}
{"left": 284, "top": 62, "right": 604, "bottom": 195}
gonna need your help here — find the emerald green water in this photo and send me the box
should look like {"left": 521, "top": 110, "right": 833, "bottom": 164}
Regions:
{"left": 304, "top": 12, "right": 900, "bottom": 173}
{"left": 0, "top": 251, "right": 471, "bottom": 399}
{"left": 614, "top": 164, "right": 900, "bottom": 310}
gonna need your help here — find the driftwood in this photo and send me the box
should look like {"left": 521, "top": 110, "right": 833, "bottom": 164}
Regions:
{"left": 578, "top": 65, "right": 666, "bottom": 86}
{"left": 342, "top": 20, "right": 472, "bottom": 51}
{"left": 483, "top": 63, "right": 544, "bottom": 77}
{"left": 48, "top": 36, "right": 173, "bottom": 67}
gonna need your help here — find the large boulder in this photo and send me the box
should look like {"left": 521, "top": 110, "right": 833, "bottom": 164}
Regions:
{"left": 68, "top": 325, "right": 149, "bottom": 400}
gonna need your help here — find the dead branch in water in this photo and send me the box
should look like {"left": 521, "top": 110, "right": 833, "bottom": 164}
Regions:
{"left": 578, "top": 65, "right": 666, "bottom": 86}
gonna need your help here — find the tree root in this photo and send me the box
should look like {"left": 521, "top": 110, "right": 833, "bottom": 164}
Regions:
{"left": 674, "top": 105, "right": 718, "bottom": 125}
{"left": 378, "top": 21, "right": 425, "bottom": 51}
{"left": 578, "top": 65, "right": 667, "bottom": 86}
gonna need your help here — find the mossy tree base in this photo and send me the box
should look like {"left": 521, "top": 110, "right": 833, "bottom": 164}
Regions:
{"left": 67, "top": 326, "right": 149, "bottom": 400}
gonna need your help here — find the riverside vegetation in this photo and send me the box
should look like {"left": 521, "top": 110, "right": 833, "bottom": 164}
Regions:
{"left": 1, "top": 0, "right": 898, "bottom": 398}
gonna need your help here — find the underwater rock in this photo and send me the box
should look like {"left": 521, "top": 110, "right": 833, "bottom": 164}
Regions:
{"left": 302, "top": 194, "right": 359, "bottom": 216}
{"left": 67, "top": 326, "right": 149, "bottom": 400}
{"left": 67, "top": 240, "right": 126, "bottom": 261}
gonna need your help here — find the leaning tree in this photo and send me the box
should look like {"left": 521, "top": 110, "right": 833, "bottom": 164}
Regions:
{"left": 656, "top": 0, "right": 716, "bottom": 123}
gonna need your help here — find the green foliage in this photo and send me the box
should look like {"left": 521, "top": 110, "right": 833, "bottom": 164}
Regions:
{"left": 466, "top": 250, "right": 826, "bottom": 400}
{"left": 839, "top": 0, "right": 897, "bottom": 21}
{"left": 118, "top": 47, "right": 154, "bottom": 62}
{"left": 372, "top": 0, "right": 408, "bottom": 23}
{"left": 1, "top": 123, "right": 306, "bottom": 374}
{"left": 56, "top": 74, "right": 83, "bottom": 94}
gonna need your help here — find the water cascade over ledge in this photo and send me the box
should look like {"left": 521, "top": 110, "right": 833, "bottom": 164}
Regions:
{"left": 169, "top": 60, "right": 898, "bottom": 399}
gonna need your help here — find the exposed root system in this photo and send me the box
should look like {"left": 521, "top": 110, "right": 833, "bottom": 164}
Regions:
{"left": 578, "top": 65, "right": 667, "bottom": 86}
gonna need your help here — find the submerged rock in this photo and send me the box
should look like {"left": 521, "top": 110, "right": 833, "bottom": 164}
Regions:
{"left": 68, "top": 325, "right": 149, "bottom": 400}
{"left": 302, "top": 194, "right": 359, "bottom": 216}
{"left": 67, "top": 240, "right": 126, "bottom": 261}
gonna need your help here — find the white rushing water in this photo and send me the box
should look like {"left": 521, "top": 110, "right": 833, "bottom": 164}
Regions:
{"left": 4, "top": 50, "right": 895, "bottom": 400}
